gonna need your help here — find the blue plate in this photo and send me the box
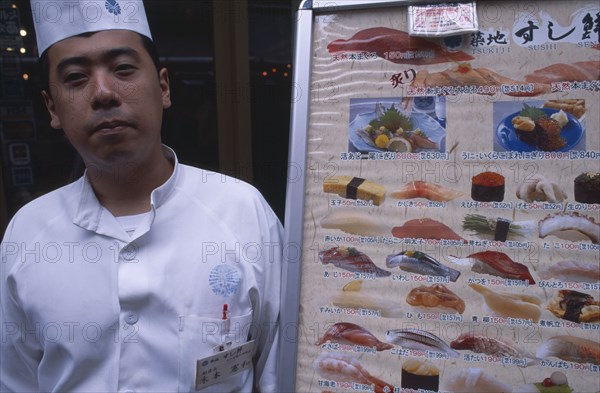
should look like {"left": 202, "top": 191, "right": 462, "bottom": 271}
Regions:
{"left": 496, "top": 108, "right": 583, "bottom": 152}
{"left": 349, "top": 103, "right": 446, "bottom": 153}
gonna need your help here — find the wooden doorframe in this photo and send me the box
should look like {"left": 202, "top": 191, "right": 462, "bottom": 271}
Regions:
{"left": 212, "top": 0, "right": 254, "bottom": 183}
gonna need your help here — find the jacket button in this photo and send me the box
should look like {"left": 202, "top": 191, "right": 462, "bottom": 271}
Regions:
{"left": 125, "top": 312, "right": 139, "bottom": 325}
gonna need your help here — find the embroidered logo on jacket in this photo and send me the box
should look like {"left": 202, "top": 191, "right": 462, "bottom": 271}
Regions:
{"left": 209, "top": 264, "right": 241, "bottom": 297}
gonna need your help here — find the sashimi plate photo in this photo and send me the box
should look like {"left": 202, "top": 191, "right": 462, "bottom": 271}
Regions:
{"left": 349, "top": 98, "right": 446, "bottom": 154}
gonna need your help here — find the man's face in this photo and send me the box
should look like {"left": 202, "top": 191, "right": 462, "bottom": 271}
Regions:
{"left": 42, "top": 30, "right": 171, "bottom": 170}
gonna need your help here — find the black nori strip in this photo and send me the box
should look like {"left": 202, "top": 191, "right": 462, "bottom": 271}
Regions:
{"left": 494, "top": 218, "right": 511, "bottom": 242}
{"left": 346, "top": 177, "right": 365, "bottom": 199}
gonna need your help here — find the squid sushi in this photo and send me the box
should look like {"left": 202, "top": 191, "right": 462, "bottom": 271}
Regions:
{"left": 320, "top": 209, "right": 390, "bottom": 237}
{"left": 440, "top": 368, "right": 511, "bottom": 393}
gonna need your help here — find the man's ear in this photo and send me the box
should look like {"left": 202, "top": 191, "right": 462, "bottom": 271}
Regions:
{"left": 42, "top": 90, "right": 62, "bottom": 129}
{"left": 159, "top": 68, "right": 171, "bottom": 109}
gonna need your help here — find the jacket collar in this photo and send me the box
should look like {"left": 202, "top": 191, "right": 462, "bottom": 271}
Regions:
{"left": 72, "top": 146, "right": 180, "bottom": 241}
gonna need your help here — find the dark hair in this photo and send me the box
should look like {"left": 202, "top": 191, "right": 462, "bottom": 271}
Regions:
{"left": 38, "top": 33, "right": 160, "bottom": 96}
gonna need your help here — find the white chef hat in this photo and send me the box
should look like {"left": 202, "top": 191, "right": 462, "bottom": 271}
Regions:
{"left": 31, "top": 0, "right": 152, "bottom": 56}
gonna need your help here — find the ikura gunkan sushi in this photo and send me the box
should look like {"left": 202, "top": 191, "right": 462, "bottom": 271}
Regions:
{"left": 471, "top": 171, "right": 505, "bottom": 202}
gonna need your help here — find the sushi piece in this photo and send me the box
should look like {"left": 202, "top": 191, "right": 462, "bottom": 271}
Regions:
{"left": 326, "top": 27, "right": 474, "bottom": 65}
{"left": 386, "top": 250, "right": 461, "bottom": 282}
{"left": 512, "top": 115, "right": 538, "bottom": 145}
{"left": 543, "top": 99, "right": 585, "bottom": 118}
{"left": 386, "top": 328, "right": 459, "bottom": 358}
{"left": 406, "top": 284, "right": 465, "bottom": 314}
{"left": 469, "top": 283, "right": 542, "bottom": 323}
{"left": 316, "top": 322, "right": 394, "bottom": 351}
{"left": 538, "top": 212, "right": 600, "bottom": 244}
{"left": 440, "top": 368, "right": 511, "bottom": 393}
{"left": 407, "top": 131, "right": 439, "bottom": 150}
{"left": 323, "top": 176, "right": 386, "bottom": 205}
{"left": 574, "top": 172, "right": 600, "bottom": 204}
{"left": 536, "top": 335, "right": 600, "bottom": 365}
{"left": 537, "top": 117, "right": 562, "bottom": 135}
{"left": 390, "top": 180, "right": 463, "bottom": 202}
{"left": 462, "top": 214, "right": 535, "bottom": 240}
{"left": 449, "top": 251, "right": 535, "bottom": 284}
{"left": 524, "top": 62, "right": 600, "bottom": 84}
{"left": 514, "top": 371, "right": 573, "bottom": 393}
{"left": 391, "top": 218, "right": 465, "bottom": 242}
{"left": 312, "top": 351, "right": 395, "bottom": 393}
{"left": 401, "top": 359, "right": 439, "bottom": 392}
{"left": 450, "top": 333, "right": 538, "bottom": 364}
{"left": 537, "top": 117, "right": 566, "bottom": 151}
{"left": 471, "top": 171, "right": 505, "bottom": 202}
{"left": 462, "top": 214, "right": 536, "bottom": 241}
{"left": 512, "top": 104, "right": 567, "bottom": 151}
{"left": 547, "top": 290, "right": 600, "bottom": 323}
{"left": 320, "top": 209, "right": 390, "bottom": 237}
{"left": 319, "top": 246, "right": 391, "bottom": 278}
{"left": 538, "top": 260, "right": 600, "bottom": 283}
{"left": 516, "top": 174, "right": 567, "bottom": 203}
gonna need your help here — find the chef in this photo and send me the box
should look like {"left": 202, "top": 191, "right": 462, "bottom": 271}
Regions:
{"left": 0, "top": 1, "right": 282, "bottom": 391}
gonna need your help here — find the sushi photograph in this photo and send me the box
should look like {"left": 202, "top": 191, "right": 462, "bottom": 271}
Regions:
{"left": 493, "top": 100, "right": 586, "bottom": 153}
{"left": 348, "top": 97, "right": 446, "bottom": 154}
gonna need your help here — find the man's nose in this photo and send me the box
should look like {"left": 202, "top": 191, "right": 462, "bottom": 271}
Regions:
{"left": 89, "top": 71, "right": 121, "bottom": 109}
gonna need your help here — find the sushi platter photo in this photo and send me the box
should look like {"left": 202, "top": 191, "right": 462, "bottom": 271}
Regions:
{"left": 494, "top": 100, "right": 586, "bottom": 153}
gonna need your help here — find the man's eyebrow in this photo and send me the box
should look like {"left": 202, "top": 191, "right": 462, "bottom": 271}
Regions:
{"left": 56, "top": 47, "right": 142, "bottom": 74}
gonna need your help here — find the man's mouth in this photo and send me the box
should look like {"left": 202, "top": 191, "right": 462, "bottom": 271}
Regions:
{"left": 93, "top": 120, "right": 132, "bottom": 133}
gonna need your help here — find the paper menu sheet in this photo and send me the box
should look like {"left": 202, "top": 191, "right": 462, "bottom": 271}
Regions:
{"left": 294, "top": 1, "right": 600, "bottom": 392}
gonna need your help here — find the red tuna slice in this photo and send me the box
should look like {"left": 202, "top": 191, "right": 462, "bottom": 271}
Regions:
{"left": 468, "top": 251, "right": 536, "bottom": 285}
{"left": 392, "top": 218, "right": 465, "bottom": 242}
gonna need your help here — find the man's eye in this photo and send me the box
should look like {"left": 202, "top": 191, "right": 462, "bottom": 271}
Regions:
{"left": 115, "top": 64, "right": 136, "bottom": 73}
{"left": 64, "top": 73, "right": 86, "bottom": 83}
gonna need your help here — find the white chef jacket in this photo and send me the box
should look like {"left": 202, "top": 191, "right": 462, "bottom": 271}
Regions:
{"left": 0, "top": 148, "right": 283, "bottom": 392}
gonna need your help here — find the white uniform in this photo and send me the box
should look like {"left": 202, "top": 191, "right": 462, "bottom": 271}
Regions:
{"left": 0, "top": 148, "right": 283, "bottom": 392}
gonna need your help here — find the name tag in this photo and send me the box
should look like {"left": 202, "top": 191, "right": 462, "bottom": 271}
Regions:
{"left": 195, "top": 340, "right": 255, "bottom": 390}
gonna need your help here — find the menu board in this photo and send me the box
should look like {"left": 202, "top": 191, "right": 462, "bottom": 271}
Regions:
{"left": 285, "top": 1, "right": 600, "bottom": 392}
